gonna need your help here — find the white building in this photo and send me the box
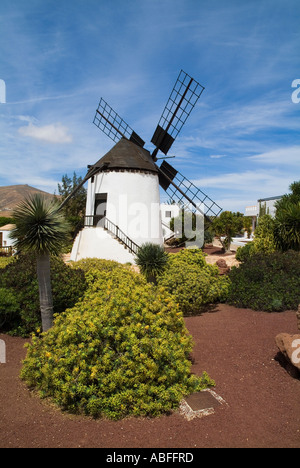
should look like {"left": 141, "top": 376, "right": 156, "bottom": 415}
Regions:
{"left": 160, "top": 203, "right": 181, "bottom": 240}
{"left": 257, "top": 195, "right": 283, "bottom": 217}
{"left": 0, "top": 224, "right": 15, "bottom": 253}
{"left": 71, "top": 138, "right": 164, "bottom": 264}
{"left": 245, "top": 195, "right": 283, "bottom": 231}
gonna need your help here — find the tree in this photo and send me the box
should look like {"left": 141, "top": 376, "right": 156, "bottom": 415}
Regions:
{"left": 9, "top": 195, "right": 70, "bottom": 331}
{"left": 57, "top": 172, "right": 87, "bottom": 237}
{"left": 170, "top": 210, "right": 205, "bottom": 248}
{"left": 0, "top": 217, "right": 15, "bottom": 227}
{"left": 243, "top": 216, "right": 253, "bottom": 239}
{"left": 212, "top": 211, "right": 244, "bottom": 252}
{"left": 252, "top": 214, "right": 276, "bottom": 253}
{"left": 275, "top": 181, "right": 300, "bottom": 209}
{"left": 274, "top": 199, "right": 300, "bottom": 251}
{"left": 273, "top": 180, "right": 300, "bottom": 251}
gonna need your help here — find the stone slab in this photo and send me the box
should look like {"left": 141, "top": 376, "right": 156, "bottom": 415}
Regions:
{"left": 179, "top": 389, "right": 228, "bottom": 421}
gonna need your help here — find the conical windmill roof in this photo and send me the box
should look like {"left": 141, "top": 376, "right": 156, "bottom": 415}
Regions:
{"left": 90, "top": 138, "right": 158, "bottom": 174}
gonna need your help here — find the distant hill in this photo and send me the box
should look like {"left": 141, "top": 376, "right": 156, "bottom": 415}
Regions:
{"left": 0, "top": 185, "right": 56, "bottom": 217}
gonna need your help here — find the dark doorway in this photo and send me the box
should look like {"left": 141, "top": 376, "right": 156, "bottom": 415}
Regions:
{"left": 94, "top": 193, "right": 107, "bottom": 227}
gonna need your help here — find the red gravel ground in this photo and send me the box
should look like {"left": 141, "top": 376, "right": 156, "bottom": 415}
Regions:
{"left": 0, "top": 304, "right": 299, "bottom": 448}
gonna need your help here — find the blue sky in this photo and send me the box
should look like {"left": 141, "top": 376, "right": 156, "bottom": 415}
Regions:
{"left": 0, "top": 0, "right": 299, "bottom": 212}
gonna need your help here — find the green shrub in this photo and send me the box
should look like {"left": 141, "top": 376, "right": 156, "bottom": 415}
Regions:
{"left": 252, "top": 214, "right": 276, "bottom": 253}
{"left": 0, "top": 257, "right": 13, "bottom": 269}
{"left": 21, "top": 266, "right": 214, "bottom": 420}
{"left": 135, "top": 243, "right": 168, "bottom": 283}
{"left": 273, "top": 201, "right": 300, "bottom": 251}
{"left": 0, "top": 254, "right": 87, "bottom": 336}
{"left": 158, "top": 249, "right": 230, "bottom": 316}
{"left": 235, "top": 242, "right": 255, "bottom": 263}
{"left": 235, "top": 215, "right": 277, "bottom": 263}
{"left": 228, "top": 250, "right": 300, "bottom": 311}
{"left": 71, "top": 257, "right": 122, "bottom": 273}
{"left": 0, "top": 287, "right": 20, "bottom": 329}
{"left": 0, "top": 217, "right": 15, "bottom": 227}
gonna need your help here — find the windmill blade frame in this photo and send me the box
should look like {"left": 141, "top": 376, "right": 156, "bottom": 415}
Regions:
{"left": 151, "top": 70, "right": 205, "bottom": 157}
{"left": 93, "top": 98, "right": 145, "bottom": 148}
{"left": 158, "top": 160, "right": 222, "bottom": 224}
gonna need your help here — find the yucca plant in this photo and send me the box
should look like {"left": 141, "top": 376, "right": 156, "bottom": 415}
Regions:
{"left": 273, "top": 201, "right": 300, "bottom": 251}
{"left": 135, "top": 242, "right": 168, "bottom": 284}
{"left": 10, "top": 195, "right": 70, "bottom": 331}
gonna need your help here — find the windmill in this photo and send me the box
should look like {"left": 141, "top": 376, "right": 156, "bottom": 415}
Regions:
{"left": 69, "top": 70, "right": 222, "bottom": 263}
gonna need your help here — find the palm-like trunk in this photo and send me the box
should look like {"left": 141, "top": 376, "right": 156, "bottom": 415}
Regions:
{"left": 36, "top": 254, "right": 53, "bottom": 332}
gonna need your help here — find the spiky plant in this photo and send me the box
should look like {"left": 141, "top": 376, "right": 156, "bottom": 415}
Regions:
{"left": 10, "top": 195, "right": 70, "bottom": 331}
{"left": 135, "top": 243, "right": 168, "bottom": 284}
{"left": 273, "top": 200, "right": 300, "bottom": 251}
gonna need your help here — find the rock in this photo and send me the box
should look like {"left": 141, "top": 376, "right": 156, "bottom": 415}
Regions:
{"left": 297, "top": 305, "right": 300, "bottom": 331}
{"left": 275, "top": 333, "right": 300, "bottom": 375}
{"left": 216, "top": 259, "right": 230, "bottom": 275}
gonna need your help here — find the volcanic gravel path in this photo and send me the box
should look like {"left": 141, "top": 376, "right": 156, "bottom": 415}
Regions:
{"left": 0, "top": 304, "right": 299, "bottom": 448}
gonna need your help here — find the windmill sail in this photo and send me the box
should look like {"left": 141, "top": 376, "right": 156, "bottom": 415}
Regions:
{"left": 60, "top": 69, "right": 222, "bottom": 242}
{"left": 158, "top": 160, "right": 222, "bottom": 222}
{"left": 151, "top": 70, "right": 205, "bottom": 157}
{"left": 92, "top": 71, "right": 222, "bottom": 225}
{"left": 93, "top": 98, "right": 145, "bottom": 148}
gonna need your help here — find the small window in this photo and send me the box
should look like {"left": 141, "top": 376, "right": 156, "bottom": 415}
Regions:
{"left": 165, "top": 211, "right": 172, "bottom": 218}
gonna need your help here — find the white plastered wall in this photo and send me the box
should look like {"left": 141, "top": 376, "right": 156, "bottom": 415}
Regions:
{"left": 70, "top": 227, "right": 135, "bottom": 263}
{"left": 71, "top": 170, "right": 163, "bottom": 263}
{"left": 0, "top": 226, "right": 14, "bottom": 247}
{"left": 86, "top": 170, "right": 163, "bottom": 246}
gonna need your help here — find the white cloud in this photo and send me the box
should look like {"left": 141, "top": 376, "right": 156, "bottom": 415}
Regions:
{"left": 192, "top": 169, "right": 293, "bottom": 198}
{"left": 18, "top": 123, "right": 73, "bottom": 144}
{"left": 248, "top": 146, "right": 300, "bottom": 165}
{"left": 213, "top": 197, "right": 257, "bottom": 213}
{"left": 17, "top": 115, "right": 37, "bottom": 124}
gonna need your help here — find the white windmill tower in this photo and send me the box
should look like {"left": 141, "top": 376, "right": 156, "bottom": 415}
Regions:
{"left": 69, "top": 70, "right": 222, "bottom": 263}
{"left": 71, "top": 136, "right": 163, "bottom": 263}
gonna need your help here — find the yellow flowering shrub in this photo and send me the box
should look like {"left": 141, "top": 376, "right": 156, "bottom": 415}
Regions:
{"left": 158, "top": 249, "right": 230, "bottom": 316}
{"left": 21, "top": 262, "right": 214, "bottom": 420}
{"left": 71, "top": 257, "right": 122, "bottom": 274}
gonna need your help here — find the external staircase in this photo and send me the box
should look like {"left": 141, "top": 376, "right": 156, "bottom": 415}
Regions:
{"left": 70, "top": 217, "right": 140, "bottom": 263}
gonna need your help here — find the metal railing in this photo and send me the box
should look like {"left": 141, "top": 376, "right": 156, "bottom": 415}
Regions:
{"left": 84, "top": 216, "right": 140, "bottom": 255}
{"left": 0, "top": 246, "right": 14, "bottom": 257}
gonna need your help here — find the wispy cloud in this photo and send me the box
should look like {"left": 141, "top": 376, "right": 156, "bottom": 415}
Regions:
{"left": 248, "top": 146, "right": 300, "bottom": 165}
{"left": 18, "top": 123, "right": 73, "bottom": 144}
{"left": 192, "top": 167, "right": 293, "bottom": 210}
{"left": 9, "top": 92, "right": 83, "bottom": 106}
{"left": 209, "top": 154, "right": 226, "bottom": 159}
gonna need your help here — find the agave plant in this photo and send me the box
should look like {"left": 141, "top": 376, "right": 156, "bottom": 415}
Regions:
{"left": 10, "top": 195, "right": 70, "bottom": 331}
{"left": 135, "top": 243, "right": 168, "bottom": 284}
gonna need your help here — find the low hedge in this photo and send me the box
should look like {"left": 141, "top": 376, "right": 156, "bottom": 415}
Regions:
{"left": 0, "top": 254, "right": 87, "bottom": 336}
{"left": 0, "top": 257, "right": 13, "bottom": 269}
{"left": 71, "top": 257, "right": 123, "bottom": 274}
{"left": 227, "top": 250, "right": 300, "bottom": 311}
